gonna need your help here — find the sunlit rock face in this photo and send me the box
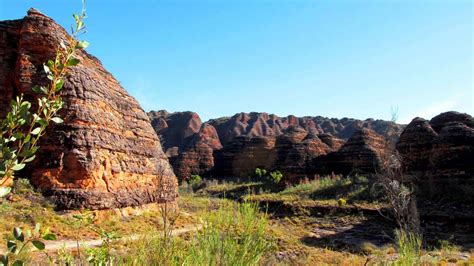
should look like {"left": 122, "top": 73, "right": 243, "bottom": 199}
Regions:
{"left": 397, "top": 111, "right": 474, "bottom": 179}
{"left": 0, "top": 9, "right": 178, "bottom": 210}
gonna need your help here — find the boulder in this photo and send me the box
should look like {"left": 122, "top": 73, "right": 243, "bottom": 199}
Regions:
{"left": 313, "top": 129, "right": 388, "bottom": 175}
{"left": 0, "top": 9, "right": 178, "bottom": 210}
{"left": 397, "top": 111, "right": 474, "bottom": 179}
{"left": 148, "top": 111, "right": 222, "bottom": 181}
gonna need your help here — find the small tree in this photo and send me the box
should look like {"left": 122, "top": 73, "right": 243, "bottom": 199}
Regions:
{"left": 0, "top": 4, "right": 89, "bottom": 198}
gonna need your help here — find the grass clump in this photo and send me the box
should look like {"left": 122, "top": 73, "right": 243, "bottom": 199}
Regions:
{"left": 120, "top": 200, "right": 273, "bottom": 266}
{"left": 394, "top": 230, "right": 422, "bottom": 266}
{"left": 185, "top": 201, "right": 273, "bottom": 265}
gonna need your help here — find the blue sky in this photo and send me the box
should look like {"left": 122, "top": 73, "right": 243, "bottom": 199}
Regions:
{"left": 1, "top": 0, "right": 472, "bottom": 123}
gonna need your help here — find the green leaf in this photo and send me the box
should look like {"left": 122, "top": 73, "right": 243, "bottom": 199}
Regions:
{"left": 11, "top": 163, "right": 25, "bottom": 171}
{"left": 76, "top": 41, "right": 89, "bottom": 49}
{"left": 12, "top": 260, "right": 24, "bottom": 266}
{"left": 47, "top": 59, "right": 55, "bottom": 68}
{"left": 13, "top": 228, "right": 23, "bottom": 242}
{"left": 42, "top": 233, "right": 56, "bottom": 241}
{"left": 0, "top": 254, "right": 8, "bottom": 266}
{"left": 37, "top": 118, "right": 48, "bottom": 127}
{"left": 51, "top": 117, "right": 64, "bottom": 124}
{"left": 34, "top": 223, "right": 41, "bottom": 234}
{"left": 67, "top": 58, "right": 80, "bottom": 67}
{"left": 32, "top": 240, "right": 45, "bottom": 250}
{"left": 24, "top": 155, "right": 36, "bottom": 163}
{"left": 12, "top": 132, "right": 24, "bottom": 140}
{"left": 55, "top": 79, "right": 65, "bottom": 92}
{"left": 43, "top": 64, "right": 51, "bottom": 75}
{"left": 32, "top": 85, "right": 43, "bottom": 94}
{"left": 0, "top": 187, "right": 12, "bottom": 198}
{"left": 7, "top": 240, "right": 16, "bottom": 253}
{"left": 31, "top": 127, "right": 41, "bottom": 135}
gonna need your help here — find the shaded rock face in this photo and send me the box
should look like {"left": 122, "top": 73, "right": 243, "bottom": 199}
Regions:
{"left": 214, "top": 136, "right": 277, "bottom": 178}
{"left": 148, "top": 111, "right": 222, "bottom": 180}
{"left": 150, "top": 111, "right": 400, "bottom": 181}
{"left": 0, "top": 10, "right": 178, "bottom": 210}
{"left": 397, "top": 112, "right": 474, "bottom": 179}
{"left": 313, "top": 129, "right": 388, "bottom": 176}
{"left": 274, "top": 129, "right": 337, "bottom": 182}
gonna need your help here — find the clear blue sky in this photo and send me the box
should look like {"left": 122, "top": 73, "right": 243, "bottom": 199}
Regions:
{"left": 1, "top": 0, "right": 472, "bottom": 123}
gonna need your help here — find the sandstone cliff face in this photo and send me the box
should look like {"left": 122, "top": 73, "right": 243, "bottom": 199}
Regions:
{"left": 208, "top": 112, "right": 403, "bottom": 145}
{"left": 397, "top": 112, "right": 474, "bottom": 179}
{"left": 151, "top": 111, "right": 399, "bottom": 181}
{"left": 213, "top": 136, "right": 277, "bottom": 178}
{"left": 313, "top": 129, "right": 388, "bottom": 175}
{"left": 148, "top": 111, "right": 222, "bottom": 180}
{"left": 0, "top": 10, "right": 178, "bottom": 210}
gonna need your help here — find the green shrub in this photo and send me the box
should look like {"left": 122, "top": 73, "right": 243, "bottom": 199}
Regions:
{"left": 0, "top": 223, "right": 56, "bottom": 266}
{"left": 188, "top": 174, "right": 203, "bottom": 191}
{"left": 253, "top": 168, "right": 283, "bottom": 185}
{"left": 184, "top": 201, "right": 273, "bottom": 265}
{"left": 119, "top": 201, "right": 273, "bottom": 266}
{"left": 268, "top": 170, "right": 283, "bottom": 184}
{"left": 394, "top": 230, "right": 422, "bottom": 266}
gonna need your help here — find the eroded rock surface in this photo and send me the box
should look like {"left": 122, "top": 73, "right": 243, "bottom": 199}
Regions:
{"left": 0, "top": 10, "right": 178, "bottom": 209}
{"left": 150, "top": 111, "right": 400, "bottom": 181}
{"left": 148, "top": 111, "right": 222, "bottom": 180}
{"left": 313, "top": 129, "right": 388, "bottom": 175}
{"left": 397, "top": 112, "right": 474, "bottom": 179}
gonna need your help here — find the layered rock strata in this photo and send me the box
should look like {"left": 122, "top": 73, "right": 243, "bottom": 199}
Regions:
{"left": 0, "top": 10, "right": 178, "bottom": 209}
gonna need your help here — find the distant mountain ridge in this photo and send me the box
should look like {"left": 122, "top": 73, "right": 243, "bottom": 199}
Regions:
{"left": 147, "top": 110, "right": 404, "bottom": 181}
{"left": 149, "top": 110, "right": 404, "bottom": 146}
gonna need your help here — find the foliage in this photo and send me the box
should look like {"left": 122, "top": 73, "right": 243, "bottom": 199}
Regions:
{"left": 54, "top": 245, "right": 75, "bottom": 266}
{"left": 268, "top": 170, "right": 283, "bottom": 184}
{"left": 64, "top": 212, "right": 94, "bottom": 264}
{"left": 254, "top": 167, "right": 266, "bottom": 178}
{"left": 85, "top": 246, "right": 110, "bottom": 266}
{"left": 120, "top": 201, "right": 273, "bottom": 266}
{"left": 0, "top": 1, "right": 89, "bottom": 197}
{"left": 253, "top": 168, "right": 282, "bottom": 185}
{"left": 188, "top": 174, "right": 203, "bottom": 191}
{"left": 184, "top": 201, "right": 274, "bottom": 265}
{"left": 0, "top": 224, "right": 56, "bottom": 266}
{"left": 337, "top": 198, "right": 347, "bottom": 207}
{"left": 394, "top": 230, "right": 422, "bottom": 266}
{"left": 376, "top": 144, "right": 420, "bottom": 235}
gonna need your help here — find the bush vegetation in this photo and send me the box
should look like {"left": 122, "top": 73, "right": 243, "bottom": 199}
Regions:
{"left": 0, "top": 1, "right": 89, "bottom": 199}
{"left": 119, "top": 200, "right": 273, "bottom": 265}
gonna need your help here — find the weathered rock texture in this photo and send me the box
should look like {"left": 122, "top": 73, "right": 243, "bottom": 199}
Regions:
{"left": 148, "top": 111, "right": 222, "bottom": 180}
{"left": 313, "top": 128, "right": 388, "bottom": 176}
{"left": 208, "top": 112, "right": 403, "bottom": 145}
{"left": 397, "top": 111, "right": 474, "bottom": 179}
{"left": 149, "top": 111, "right": 402, "bottom": 181}
{"left": 0, "top": 10, "right": 178, "bottom": 209}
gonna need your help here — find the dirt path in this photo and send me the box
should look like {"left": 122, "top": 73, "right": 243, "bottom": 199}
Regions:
{"left": 0, "top": 224, "right": 201, "bottom": 254}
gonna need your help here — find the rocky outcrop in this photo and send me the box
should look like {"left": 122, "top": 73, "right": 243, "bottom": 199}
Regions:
{"left": 148, "top": 111, "right": 222, "bottom": 181}
{"left": 0, "top": 10, "right": 178, "bottom": 210}
{"left": 151, "top": 110, "right": 399, "bottom": 181}
{"left": 313, "top": 129, "right": 388, "bottom": 175}
{"left": 274, "top": 128, "right": 338, "bottom": 181}
{"left": 397, "top": 112, "right": 474, "bottom": 179}
{"left": 208, "top": 112, "right": 403, "bottom": 145}
{"left": 213, "top": 136, "right": 277, "bottom": 178}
